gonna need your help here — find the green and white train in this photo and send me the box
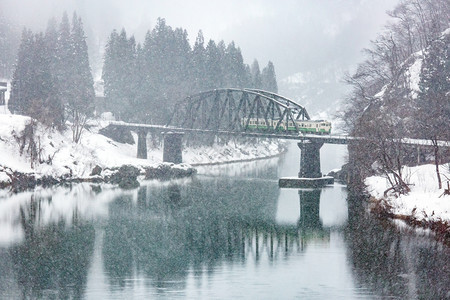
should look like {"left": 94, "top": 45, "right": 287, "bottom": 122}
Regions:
{"left": 241, "top": 117, "right": 332, "bottom": 134}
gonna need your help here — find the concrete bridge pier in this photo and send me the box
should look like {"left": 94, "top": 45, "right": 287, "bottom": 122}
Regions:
{"left": 279, "top": 139, "right": 331, "bottom": 188}
{"left": 298, "top": 140, "right": 324, "bottom": 178}
{"left": 163, "top": 132, "right": 184, "bottom": 164}
{"left": 137, "top": 129, "right": 148, "bottom": 159}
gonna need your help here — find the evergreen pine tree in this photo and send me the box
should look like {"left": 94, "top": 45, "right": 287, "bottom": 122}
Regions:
{"left": 28, "top": 33, "right": 61, "bottom": 126}
{"left": 171, "top": 27, "right": 192, "bottom": 105}
{"left": 9, "top": 30, "right": 62, "bottom": 127}
{"left": 251, "top": 59, "right": 262, "bottom": 89}
{"left": 135, "top": 30, "right": 158, "bottom": 123}
{"left": 261, "top": 61, "right": 278, "bottom": 93}
{"left": 56, "top": 12, "right": 73, "bottom": 115}
{"left": 191, "top": 30, "right": 207, "bottom": 93}
{"left": 244, "top": 64, "right": 253, "bottom": 89}
{"left": 224, "top": 42, "right": 247, "bottom": 88}
{"left": 68, "top": 12, "right": 95, "bottom": 142}
{"left": 205, "top": 40, "right": 223, "bottom": 89}
{"left": 139, "top": 18, "right": 192, "bottom": 124}
{"left": 102, "top": 29, "right": 120, "bottom": 116}
{"left": 9, "top": 29, "right": 34, "bottom": 114}
{"left": 70, "top": 13, "right": 95, "bottom": 111}
{"left": 45, "top": 17, "right": 64, "bottom": 127}
{"left": 45, "top": 18, "right": 59, "bottom": 80}
{"left": 145, "top": 18, "right": 172, "bottom": 123}
{"left": 126, "top": 35, "right": 138, "bottom": 120}
{"left": 102, "top": 28, "right": 137, "bottom": 121}
{"left": 134, "top": 43, "right": 151, "bottom": 122}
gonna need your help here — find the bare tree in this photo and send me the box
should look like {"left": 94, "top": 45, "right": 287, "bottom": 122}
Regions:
{"left": 342, "top": 0, "right": 450, "bottom": 191}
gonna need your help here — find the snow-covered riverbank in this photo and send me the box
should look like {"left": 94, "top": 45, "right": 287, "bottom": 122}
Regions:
{"left": 0, "top": 112, "right": 284, "bottom": 190}
{"left": 365, "top": 164, "right": 450, "bottom": 240}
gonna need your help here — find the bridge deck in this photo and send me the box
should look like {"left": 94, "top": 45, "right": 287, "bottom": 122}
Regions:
{"left": 108, "top": 121, "right": 449, "bottom": 147}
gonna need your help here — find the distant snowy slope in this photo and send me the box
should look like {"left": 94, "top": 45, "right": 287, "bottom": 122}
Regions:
{"left": 279, "top": 66, "right": 350, "bottom": 117}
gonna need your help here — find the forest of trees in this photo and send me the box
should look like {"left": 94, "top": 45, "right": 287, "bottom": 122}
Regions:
{"left": 7, "top": 15, "right": 278, "bottom": 139}
{"left": 342, "top": 0, "right": 450, "bottom": 192}
{"left": 102, "top": 18, "right": 278, "bottom": 124}
{"left": 8, "top": 12, "right": 95, "bottom": 143}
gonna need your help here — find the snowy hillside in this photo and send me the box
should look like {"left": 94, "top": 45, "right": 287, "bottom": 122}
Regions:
{"left": 0, "top": 114, "right": 153, "bottom": 179}
{"left": 351, "top": 27, "right": 450, "bottom": 234}
{"left": 375, "top": 27, "right": 449, "bottom": 104}
{"left": 0, "top": 112, "right": 284, "bottom": 187}
{"left": 366, "top": 164, "right": 450, "bottom": 223}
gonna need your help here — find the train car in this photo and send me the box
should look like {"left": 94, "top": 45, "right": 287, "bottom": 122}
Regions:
{"left": 241, "top": 117, "right": 331, "bottom": 134}
{"left": 295, "top": 120, "right": 332, "bottom": 134}
{"left": 241, "top": 117, "right": 273, "bottom": 130}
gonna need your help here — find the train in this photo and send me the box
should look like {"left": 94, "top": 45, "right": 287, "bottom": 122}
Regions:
{"left": 241, "top": 117, "right": 332, "bottom": 134}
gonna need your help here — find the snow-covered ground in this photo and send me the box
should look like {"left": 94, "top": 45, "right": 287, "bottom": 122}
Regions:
{"left": 0, "top": 113, "right": 157, "bottom": 179}
{"left": 365, "top": 164, "right": 450, "bottom": 223}
{"left": 361, "top": 28, "right": 450, "bottom": 230}
{"left": 0, "top": 110, "right": 284, "bottom": 187}
{"left": 183, "top": 140, "right": 282, "bottom": 165}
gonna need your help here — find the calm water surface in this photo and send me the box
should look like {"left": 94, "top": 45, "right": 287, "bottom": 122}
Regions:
{"left": 0, "top": 143, "right": 449, "bottom": 299}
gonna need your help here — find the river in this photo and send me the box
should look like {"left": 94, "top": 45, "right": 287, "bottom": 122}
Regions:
{"left": 0, "top": 142, "right": 449, "bottom": 299}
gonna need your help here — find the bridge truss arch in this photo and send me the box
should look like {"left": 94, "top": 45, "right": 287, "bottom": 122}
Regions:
{"left": 167, "top": 88, "right": 310, "bottom": 133}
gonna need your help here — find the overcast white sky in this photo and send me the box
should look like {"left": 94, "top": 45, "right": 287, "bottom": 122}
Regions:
{"left": 1, "top": 0, "right": 398, "bottom": 79}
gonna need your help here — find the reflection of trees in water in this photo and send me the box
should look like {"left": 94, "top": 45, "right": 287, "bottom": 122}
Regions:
{"left": 102, "top": 180, "right": 330, "bottom": 293}
{"left": 345, "top": 195, "right": 450, "bottom": 299}
{"left": 8, "top": 195, "right": 95, "bottom": 300}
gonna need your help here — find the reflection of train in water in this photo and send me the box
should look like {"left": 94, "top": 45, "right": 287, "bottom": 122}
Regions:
{"left": 241, "top": 117, "right": 332, "bottom": 134}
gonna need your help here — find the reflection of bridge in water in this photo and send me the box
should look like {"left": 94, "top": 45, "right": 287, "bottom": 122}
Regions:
{"left": 154, "top": 183, "right": 329, "bottom": 262}
{"left": 1, "top": 180, "right": 329, "bottom": 296}
{"left": 3, "top": 184, "right": 448, "bottom": 299}
{"left": 237, "top": 189, "right": 329, "bottom": 261}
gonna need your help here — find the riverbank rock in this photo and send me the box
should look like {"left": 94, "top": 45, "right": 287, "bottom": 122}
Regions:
{"left": 9, "top": 171, "right": 37, "bottom": 192}
{"left": 90, "top": 165, "right": 102, "bottom": 176}
{"left": 107, "top": 165, "right": 141, "bottom": 189}
{"left": 327, "top": 163, "right": 351, "bottom": 183}
{"left": 37, "top": 176, "right": 60, "bottom": 187}
{"left": 0, "top": 171, "right": 11, "bottom": 189}
{"left": 144, "top": 163, "right": 197, "bottom": 180}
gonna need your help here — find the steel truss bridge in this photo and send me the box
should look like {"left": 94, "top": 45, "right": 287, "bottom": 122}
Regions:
{"left": 168, "top": 88, "right": 310, "bottom": 133}
{"left": 107, "top": 88, "right": 449, "bottom": 178}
